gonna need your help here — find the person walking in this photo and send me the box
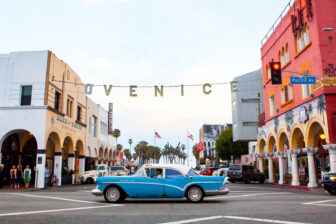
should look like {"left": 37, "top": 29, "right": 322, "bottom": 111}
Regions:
{"left": 24, "top": 165, "right": 32, "bottom": 189}
{"left": 16, "top": 165, "right": 23, "bottom": 189}
{"left": 0, "top": 164, "right": 4, "bottom": 189}
{"left": 44, "top": 165, "right": 50, "bottom": 188}
{"left": 9, "top": 165, "right": 17, "bottom": 189}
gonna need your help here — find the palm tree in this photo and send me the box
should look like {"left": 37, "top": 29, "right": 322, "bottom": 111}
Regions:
{"left": 285, "top": 110, "right": 294, "bottom": 132}
{"left": 116, "top": 144, "right": 123, "bottom": 151}
{"left": 128, "top": 138, "right": 133, "bottom": 154}
{"left": 192, "top": 144, "right": 200, "bottom": 168}
{"left": 123, "top": 148, "right": 132, "bottom": 161}
{"left": 113, "top": 129, "right": 121, "bottom": 144}
{"left": 317, "top": 95, "right": 326, "bottom": 124}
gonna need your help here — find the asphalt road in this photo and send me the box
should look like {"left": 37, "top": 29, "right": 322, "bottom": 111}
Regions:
{"left": 0, "top": 183, "right": 335, "bottom": 224}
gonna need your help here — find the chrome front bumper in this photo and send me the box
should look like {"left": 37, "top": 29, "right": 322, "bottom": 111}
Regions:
{"left": 92, "top": 188, "right": 103, "bottom": 196}
{"left": 204, "top": 187, "right": 230, "bottom": 196}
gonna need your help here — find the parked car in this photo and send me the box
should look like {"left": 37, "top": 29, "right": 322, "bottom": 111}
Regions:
{"left": 227, "top": 164, "right": 265, "bottom": 184}
{"left": 213, "top": 168, "right": 229, "bottom": 176}
{"left": 92, "top": 164, "right": 229, "bottom": 203}
{"left": 322, "top": 173, "right": 336, "bottom": 195}
{"left": 200, "top": 167, "right": 216, "bottom": 176}
{"left": 80, "top": 165, "right": 129, "bottom": 184}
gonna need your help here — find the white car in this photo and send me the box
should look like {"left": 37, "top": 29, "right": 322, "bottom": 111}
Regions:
{"left": 80, "top": 165, "right": 129, "bottom": 184}
{"left": 213, "top": 168, "right": 229, "bottom": 176}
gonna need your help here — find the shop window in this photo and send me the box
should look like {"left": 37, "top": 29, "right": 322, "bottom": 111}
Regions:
{"left": 77, "top": 106, "right": 82, "bottom": 122}
{"left": 269, "top": 95, "right": 275, "bottom": 116}
{"left": 91, "top": 115, "right": 97, "bottom": 137}
{"left": 281, "top": 85, "right": 293, "bottom": 105}
{"left": 20, "top": 85, "right": 32, "bottom": 106}
{"left": 66, "top": 98, "right": 73, "bottom": 118}
{"left": 54, "top": 91, "right": 61, "bottom": 111}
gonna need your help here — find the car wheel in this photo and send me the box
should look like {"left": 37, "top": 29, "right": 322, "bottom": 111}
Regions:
{"left": 104, "top": 186, "right": 123, "bottom": 203}
{"left": 186, "top": 186, "right": 204, "bottom": 203}
{"left": 244, "top": 177, "right": 250, "bottom": 184}
{"left": 327, "top": 189, "right": 336, "bottom": 196}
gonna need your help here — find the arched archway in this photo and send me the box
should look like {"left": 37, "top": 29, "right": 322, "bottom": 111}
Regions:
{"left": 257, "top": 138, "right": 266, "bottom": 154}
{"left": 290, "top": 127, "right": 305, "bottom": 150}
{"left": 62, "top": 136, "right": 74, "bottom": 168}
{"left": 307, "top": 122, "right": 326, "bottom": 148}
{"left": 267, "top": 135, "right": 277, "bottom": 154}
{"left": 278, "top": 132, "right": 289, "bottom": 152}
{"left": 74, "top": 140, "right": 84, "bottom": 182}
{"left": 1, "top": 130, "right": 38, "bottom": 186}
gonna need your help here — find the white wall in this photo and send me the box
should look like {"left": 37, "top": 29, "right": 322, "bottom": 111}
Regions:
{"left": 0, "top": 51, "right": 48, "bottom": 107}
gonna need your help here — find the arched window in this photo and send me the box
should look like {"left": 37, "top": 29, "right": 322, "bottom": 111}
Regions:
{"left": 296, "top": 23, "right": 310, "bottom": 53}
{"left": 266, "top": 64, "right": 270, "bottom": 80}
{"left": 285, "top": 43, "right": 289, "bottom": 63}
{"left": 303, "top": 23, "right": 310, "bottom": 46}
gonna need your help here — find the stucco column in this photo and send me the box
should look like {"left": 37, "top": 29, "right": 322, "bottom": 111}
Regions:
{"left": 277, "top": 152, "right": 284, "bottom": 185}
{"left": 256, "top": 154, "right": 264, "bottom": 173}
{"left": 35, "top": 149, "right": 46, "bottom": 189}
{"left": 267, "top": 153, "right": 274, "bottom": 183}
{"left": 54, "top": 152, "right": 62, "bottom": 186}
{"left": 68, "top": 154, "right": 75, "bottom": 172}
{"left": 79, "top": 156, "right": 85, "bottom": 175}
{"left": 291, "top": 150, "right": 300, "bottom": 186}
{"left": 323, "top": 144, "right": 336, "bottom": 173}
{"left": 303, "top": 147, "right": 318, "bottom": 188}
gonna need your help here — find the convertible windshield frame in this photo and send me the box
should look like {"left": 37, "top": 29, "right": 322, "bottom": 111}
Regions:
{"left": 132, "top": 167, "right": 147, "bottom": 177}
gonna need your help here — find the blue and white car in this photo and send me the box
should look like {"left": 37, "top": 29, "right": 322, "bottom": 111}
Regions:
{"left": 92, "top": 164, "right": 229, "bottom": 203}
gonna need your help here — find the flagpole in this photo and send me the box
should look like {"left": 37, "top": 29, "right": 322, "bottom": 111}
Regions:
{"left": 187, "top": 129, "right": 189, "bottom": 167}
{"left": 154, "top": 130, "right": 156, "bottom": 164}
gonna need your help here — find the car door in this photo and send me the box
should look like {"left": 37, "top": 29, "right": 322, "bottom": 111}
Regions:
{"left": 164, "top": 168, "right": 191, "bottom": 198}
{"left": 135, "top": 168, "right": 165, "bottom": 198}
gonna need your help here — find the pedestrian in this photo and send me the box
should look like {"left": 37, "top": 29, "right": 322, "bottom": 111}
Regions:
{"left": 9, "top": 165, "right": 17, "bottom": 189}
{"left": 16, "top": 165, "right": 23, "bottom": 189}
{"left": 24, "top": 165, "right": 32, "bottom": 189}
{"left": 0, "top": 164, "right": 4, "bottom": 189}
{"left": 44, "top": 165, "right": 50, "bottom": 188}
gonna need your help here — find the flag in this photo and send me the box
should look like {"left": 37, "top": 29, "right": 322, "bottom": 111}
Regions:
{"left": 188, "top": 134, "right": 194, "bottom": 141}
{"left": 155, "top": 131, "right": 162, "bottom": 138}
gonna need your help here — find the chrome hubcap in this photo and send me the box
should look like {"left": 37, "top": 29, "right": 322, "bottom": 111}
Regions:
{"left": 106, "top": 187, "right": 120, "bottom": 202}
{"left": 188, "top": 187, "right": 201, "bottom": 201}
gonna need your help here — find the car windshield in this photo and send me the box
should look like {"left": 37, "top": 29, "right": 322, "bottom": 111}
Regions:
{"left": 98, "top": 166, "right": 105, "bottom": 171}
{"left": 229, "top": 165, "right": 241, "bottom": 170}
{"left": 187, "top": 169, "right": 198, "bottom": 177}
{"left": 109, "top": 166, "right": 123, "bottom": 171}
{"left": 132, "top": 167, "right": 146, "bottom": 177}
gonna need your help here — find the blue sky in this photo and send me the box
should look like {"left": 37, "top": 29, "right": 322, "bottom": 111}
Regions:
{"left": 0, "top": 0, "right": 289, "bottom": 165}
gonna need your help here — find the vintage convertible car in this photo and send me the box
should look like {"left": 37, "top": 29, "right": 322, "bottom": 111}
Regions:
{"left": 92, "top": 164, "right": 229, "bottom": 203}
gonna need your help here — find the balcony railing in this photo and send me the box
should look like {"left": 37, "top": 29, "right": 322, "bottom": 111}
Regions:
{"left": 261, "top": 0, "right": 297, "bottom": 46}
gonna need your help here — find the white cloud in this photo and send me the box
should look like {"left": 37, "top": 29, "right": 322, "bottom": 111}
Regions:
{"left": 80, "top": 0, "right": 132, "bottom": 7}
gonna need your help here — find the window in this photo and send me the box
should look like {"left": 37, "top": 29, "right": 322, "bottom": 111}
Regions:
{"left": 269, "top": 95, "right": 275, "bottom": 116}
{"left": 302, "top": 71, "right": 312, "bottom": 99}
{"left": 20, "top": 85, "right": 32, "bottom": 106}
{"left": 266, "top": 64, "right": 271, "bottom": 80}
{"left": 296, "top": 23, "right": 310, "bottom": 53}
{"left": 242, "top": 122, "right": 259, "bottom": 127}
{"left": 100, "top": 121, "right": 108, "bottom": 136}
{"left": 77, "top": 106, "right": 81, "bottom": 121}
{"left": 166, "top": 169, "right": 184, "bottom": 178}
{"left": 66, "top": 98, "right": 73, "bottom": 117}
{"left": 280, "top": 85, "right": 293, "bottom": 105}
{"left": 187, "top": 169, "right": 198, "bottom": 177}
{"left": 91, "top": 115, "right": 97, "bottom": 137}
{"left": 54, "top": 91, "right": 61, "bottom": 111}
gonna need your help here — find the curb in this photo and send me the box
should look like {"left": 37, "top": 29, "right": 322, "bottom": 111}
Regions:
{"left": 269, "top": 183, "right": 311, "bottom": 191}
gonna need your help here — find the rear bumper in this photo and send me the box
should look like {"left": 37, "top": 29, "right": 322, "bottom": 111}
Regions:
{"left": 92, "top": 188, "right": 103, "bottom": 196}
{"left": 204, "top": 187, "right": 230, "bottom": 196}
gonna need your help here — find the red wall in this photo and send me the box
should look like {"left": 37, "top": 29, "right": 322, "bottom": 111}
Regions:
{"left": 260, "top": 0, "right": 336, "bottom": 123}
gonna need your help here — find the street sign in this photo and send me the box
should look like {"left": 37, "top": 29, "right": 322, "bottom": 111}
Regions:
{"left": 290, "top": 76, "right": 316, "bottom": 84}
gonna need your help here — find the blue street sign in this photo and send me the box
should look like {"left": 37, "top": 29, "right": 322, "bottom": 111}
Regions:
{"left": 290, "top": 76, "right": 316, "bottom": 84}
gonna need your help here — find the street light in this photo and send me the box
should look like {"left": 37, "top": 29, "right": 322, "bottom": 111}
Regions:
{"left": 322, "top": 28, "right": 336, "bottom": 31}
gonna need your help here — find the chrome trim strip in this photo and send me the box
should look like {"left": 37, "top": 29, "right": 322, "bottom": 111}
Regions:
{"left": 99, "top": 181, "right": 223, "bottom": 192}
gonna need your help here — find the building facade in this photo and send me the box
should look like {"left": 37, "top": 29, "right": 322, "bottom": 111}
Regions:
{"left": 257, "top": 0, "right": 336, "bottom": 187}
{"left": 232, "top": 69, "right": 264, "bottom": 142}
{"left": 199, "top": 124, "right": 231, "bottom": 165}
{"left": 0, "top": 51, "right": 87, "bottom": 188}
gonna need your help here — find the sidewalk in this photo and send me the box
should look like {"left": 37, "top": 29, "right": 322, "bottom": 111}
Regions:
{"left": 0, "top": 183, "right": 91, "bottom": 192}
{"left": 267, "top": 182, "right": 328, "bottom": 195}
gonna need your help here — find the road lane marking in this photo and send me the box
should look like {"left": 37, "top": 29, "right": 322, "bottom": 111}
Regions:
{"left": 160, "top": 216, "right": 223, "bottom": 224}
{"left": 302, "top": 199, "right": 336, "bottom": 205}
{"left": 208, "top": 192, "right": 292, "bottom": 200}
{"left": 5, "top": 193, "right": 102, "bottom": 204}
{"left": 160, "top": 216, "right": 310, "bottom": 224}
{"left": 314, "top": 203, "right": 336, "bottom": 207}
{"left": 0, "top": 205, "right": 122, "bottom": 217}
{"left": 222, "top": 216, "right": 311, "bottom": 224}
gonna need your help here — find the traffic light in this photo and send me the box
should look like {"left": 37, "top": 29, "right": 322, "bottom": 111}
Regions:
{"left": 270, "top": 62, "right": 282, "bottom": 84}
